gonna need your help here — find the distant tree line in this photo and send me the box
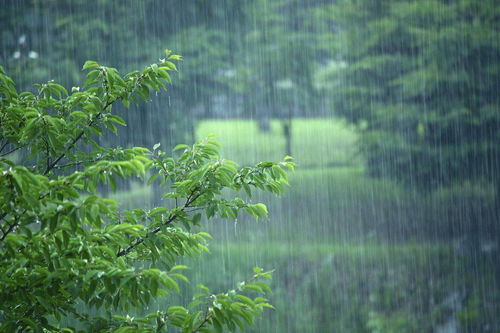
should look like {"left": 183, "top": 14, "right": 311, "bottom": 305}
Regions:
{"left": 2, "top": 0, "right": 499, "bottom": 205}
{"left": 318, "top": 0, "right": 500, "bottom": 222}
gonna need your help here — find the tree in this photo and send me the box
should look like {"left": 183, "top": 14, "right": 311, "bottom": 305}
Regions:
{"left": 320, "top": 0, "right": 499, "bottom": 199}
{"left": 230, "top": 0, "right": 320, "bottom": 157}
{"left": 0, "top": 53, "right": 294, "bottom": 332}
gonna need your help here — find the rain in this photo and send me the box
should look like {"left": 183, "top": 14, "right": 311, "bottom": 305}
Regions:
{"left": 1, "top": 0, "right": 499, "bottom": 332}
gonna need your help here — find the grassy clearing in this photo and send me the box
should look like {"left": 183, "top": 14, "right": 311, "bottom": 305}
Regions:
{"left": 196, "top": 117, "right": 362, "bottom": 168}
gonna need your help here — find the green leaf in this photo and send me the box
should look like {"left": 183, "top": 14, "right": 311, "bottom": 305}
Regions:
{"left": 82, "top": 60, "right": 99, "bottom": 70}
{"left": 253, "top": 203, "right": 268, "bottom": 218}
{"left": 170, "top": 265, "right": 189, "bottom": 272}
{"left": 108, "top": 114, "right": 126, "bottom": 126}
{"left": 173, "top": 144, "right": 189, "bottom": 152}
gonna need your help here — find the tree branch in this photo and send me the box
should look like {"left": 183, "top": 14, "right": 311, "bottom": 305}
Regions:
{"left": 192, "top": 311, "right": 212, "bottom": 333}
{"left": 0, "top": 140, "right": 8, "bottom": 153}
{"left": 0, "top": 145, "right": 26, "bottom": 157}
{"left": 3, "top": 66, "right": 160, "bottom": 238}
{"left": 116, "top": 188, "right": 203, "bottom": 257}
{"left": 43, "top": 100, "right": 112, "bottom": 175}
{"left": 44, "top": 67, "right": 150, "bottom": 176}
{"left": 52, "top": 157, "right": 102, "bottom": 170}
{"left": 44, "top": 138, "right": 50, "bottom": 172}
{"left": 0, "top": 218, "right": 19, "bottom": 241}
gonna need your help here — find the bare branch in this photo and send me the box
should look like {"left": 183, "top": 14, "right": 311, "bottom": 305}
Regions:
{"left": 0, "top": 145, "right": 25, "bottom": 157}
{"left": 0, "top": 218, "right": 18, "bottom": 241}
{"left": 0, "top": 140, "right": 8, "bottom": 153}
{"left": 53, "top": 157, "right": 102, "bottom": 170}
{"left": 44, "top": 138, "right": 50, "bottom": 172}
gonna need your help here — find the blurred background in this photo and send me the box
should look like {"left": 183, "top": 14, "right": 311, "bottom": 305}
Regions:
{"left": 2, "top": 0, "right": 499, "bottom": 331}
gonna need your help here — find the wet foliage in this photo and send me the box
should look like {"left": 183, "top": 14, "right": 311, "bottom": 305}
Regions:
{"left": 1, "top": 0, "right": 499, "bottom": 332}
{"left": 0, "top": 59, "right": 292, "bottom": 331}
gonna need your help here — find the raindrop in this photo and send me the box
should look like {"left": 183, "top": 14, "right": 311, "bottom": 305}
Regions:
{"left": 28, "top": 51, "right": 38, "bottom": 59}
{"left": 18, "top": 34, "right": 26, "bottom": 45}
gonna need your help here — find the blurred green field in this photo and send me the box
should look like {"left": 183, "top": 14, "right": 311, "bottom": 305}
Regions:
{"left": 112, "top": 117, "right": 361, "bottom": 207}
{"left": 196, "top": 118, "right": 361, "bottom": 168}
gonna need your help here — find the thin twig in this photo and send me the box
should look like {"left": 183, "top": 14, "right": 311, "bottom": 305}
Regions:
{"left": 0, "top": 140, "right": 8, "bottom": 153}
{"left": 53, "top": 157, "right": 101, "bottom": 170}
{"left": 43, "top": 101, "right": 111, "bottom": 175}
{"left": 44, "top": 67, "right": 150, "bottom": 175}
{"left": 116, "top": 213, "right": 177, "bottom": 257}
{"left": 44, "top": 138, "right": 50, "bottom": 172}
{"left": 184, "top": 207, "right": 206, "bottom": 213}
{"left": 116, "top": 189, "right": 203, "bottom": 257}
{"left": 0, "top": 145, "right": 25, "bottom": 157}
{"left": 0, "top": 219, "right": 18, "bottom": 241}
{"left": 192, "top": 311, "right": 212, "bottom": 333}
